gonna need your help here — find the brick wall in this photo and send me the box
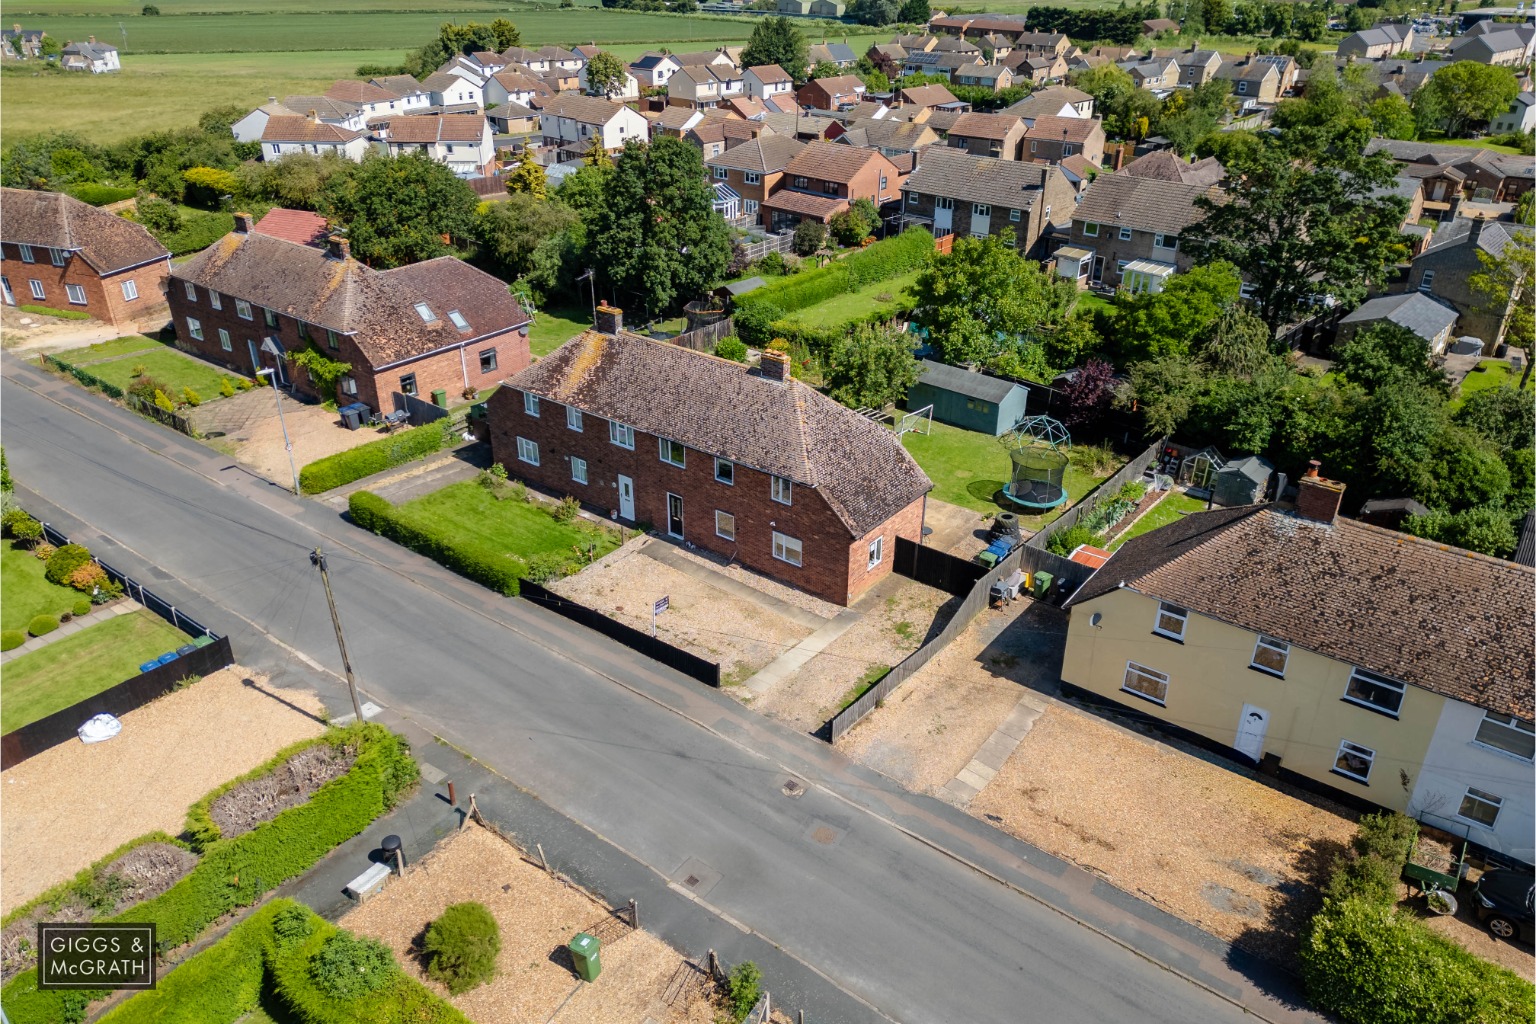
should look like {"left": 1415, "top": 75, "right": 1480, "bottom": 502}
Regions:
{"left": 2, "top": 242, "right": 169, "bottom": 327}
{"left": 487, "top": 386, "right": 917, "bottom": 604}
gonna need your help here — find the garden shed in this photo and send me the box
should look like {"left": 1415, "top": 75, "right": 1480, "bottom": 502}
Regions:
{"left": 908, "top": 360, "right": 1029, "bottom": 436}
{"left": 1212, "top": 455, "right": 1274, "bottom": 507}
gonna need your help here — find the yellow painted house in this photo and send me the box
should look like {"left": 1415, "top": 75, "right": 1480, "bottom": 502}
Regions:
{"left": 1062, "top": 469, "right": 1536, "bottom": 864}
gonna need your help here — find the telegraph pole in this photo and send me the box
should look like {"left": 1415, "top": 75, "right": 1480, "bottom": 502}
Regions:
{"left": 312, "top": 546, "right": 365, "bottom": 725}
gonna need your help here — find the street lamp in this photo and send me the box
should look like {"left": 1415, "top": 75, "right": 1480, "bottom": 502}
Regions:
{"left": 255, "top": 366, "right": 299, "bottom": 496}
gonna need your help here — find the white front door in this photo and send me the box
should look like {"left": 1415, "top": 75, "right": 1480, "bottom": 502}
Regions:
{"left": 617, "top": 474, "right": 635, "bottom": 520}
{"left": 1, "top": 277, "right": 13, "bottom": 306}
{"left": 1234, "top": 705, "right": 1269, "bottom": 763}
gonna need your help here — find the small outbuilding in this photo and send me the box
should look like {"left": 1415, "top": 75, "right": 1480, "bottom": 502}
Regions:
{"left": 1357, "top": 497, "right": 1431, "bottom": 530}
{"left": 907, "top": 359, "right": 1029, "bottom": 436}
{"left": 1336, "top": 292, "right": 1459, "bottom": 355}
{"left": 1212, "top": 454, "right": 1274, "bottom": 507}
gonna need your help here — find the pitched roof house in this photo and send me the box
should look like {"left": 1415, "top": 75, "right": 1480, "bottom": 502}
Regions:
{"left": 1120, "top": 149, "right": 1225, "bottom": 186}
{"left": 1405, "top": 218, "right": 1531, "bottom": 351}
{"left": 798, "top": 74, "right": 867, "bottom": 111}
{"left": 1448, "top": 25, "right": 1534, "bottom": 65}
{"left": 376, "top": 113, "right": 495, "bottom": 177}
{"left": 762, "top": 141, "right": 905, "bottom": 229}
{"left": 629, "top": 52, "right": 683, "bottom": 89}
{"left": 1336, "top": 292, "right": 1459, "bottom": 353}
{"left": 1337, "top": 23, "right": 1415, "bottom": 59}
{"left": 538, "top": 94, "right": 649, "bottom": 162}
{"left": 901, "top": 148, "right": 1075, "bottom": 257}
{"left": 253, "top": 208, "right": 331, "bottom": 248}
{"left": 946, "top": 112, "right": 1026, "bottom": 159}
{"left": 1023, "top": 115, "right": 1106, "bottom": 168}
{"left": 60, "top": 38, "right": 119, "bottom": 72}
{"left": 259, "top": 115, "right": 370, "bottom": 162}
{"left": 488, "top": 315, "right": 932, "bottom": 605}
{"left": 1002, "top": 84, "right": 1095, "bottom": 122}
{"left": 1056, "top": 172, "right": 1215, "bottom": 292}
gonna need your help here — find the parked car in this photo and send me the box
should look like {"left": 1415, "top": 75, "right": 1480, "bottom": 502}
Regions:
{"left": 1473, "top": 865, "right": 1535, "bottom": 944}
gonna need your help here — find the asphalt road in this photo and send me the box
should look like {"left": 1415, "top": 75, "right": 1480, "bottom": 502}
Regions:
{"left": 2, "top": 365, "right": 1301, "bottom": 1024}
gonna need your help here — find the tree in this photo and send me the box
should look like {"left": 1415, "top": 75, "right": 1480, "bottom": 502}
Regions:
{"left": 1366, "top": 94, "right": 1417, "bottom": 141}
{"left": 506, "top": 160, "right": 548, "bottom": 198}
{"left": 1118, "top": 355, "right": 1206, "bottom": 437}
{"left": 1060, "top": 357, "right": 1116, "bottom": 427}
{"left": 826, "top": 321, "right": 920, "bottom": 408}
{"left": 1456, "top": 384, "right": 1536, "bottom": 455}
{"left": 321, "top": 152, "right": 479, "bottom": 268}
{"left": 1406, "top": 504, "right": 1519, "bottom": 558}
{"left": 809, "top": 59, "right": 841, "bottom": 80}
{"left": 1515, "top": 191, "right": 1535, "bottom": 227}
{"left": 585, "top": 50, "right": 628, "bottom": 98}
{"left": 829, "top": 197, "right": 877, "bottom": 246}
{"left": 850, "top": 0, "right": 900, "bottom": 24}
{"left": 1414, "top": 61, "right": 1520, "bottom": 138}
{"left": 1333, "top": 322, "right": 1448, "bottom": 395}
{"left": 909, "top": 236, "right": 1076, "bottom": 365}
{"left": 475, "top": 192, "right": 580, "bottom": 285}
{"left": 488, "top": 18, "right": 521, "bottom": 50}
{"left": 1111, "top": 261, "right": 1243, "bottom": 363}
{"left": 39, "top": 35, "right": 60, "bottom": 59}
{"left": 792, "top": 219, "right": 826, "bottom": 256}
{"left": 586, "top": 136, "right": 733, "bottom": 318}
{"left": 1184, "top": 133, "right": 1406, "bottom": 336}
{"left": 898, "top": 0, "right": 930, "bottom": 20}
{"left": 741, "top": 17, "right": 808, "bottom": 84}
{"left": 1468, "top": 226, "right": 1534, "bottom": 354}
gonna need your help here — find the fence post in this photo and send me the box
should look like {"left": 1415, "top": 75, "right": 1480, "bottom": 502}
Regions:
{"left": 628, "top": 898, "right": 638, "bottom": 929}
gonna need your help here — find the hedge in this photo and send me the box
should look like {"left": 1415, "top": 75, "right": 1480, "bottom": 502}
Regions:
{"left": 299, "top": 420, "right": 456, "bottom": 494}
{"left": 183, "top": 732, "right": 345, "bottom": 849}
{"left": 735, "top": 228, "right": 934, "bottom": 316}
{"left": 65, "top": 183, "right": 137, "bottom": 207}
{"left": 152, "top": 209, "right": 235, "bottom": 257}
{"left": 348, "top": 490, "right": 524, "bottom": 596}
{"left": 42, "top": 354, "right": 126, "bottom": 399}
{"left": 1, "top": 832, "right": 192, "bottom": 932}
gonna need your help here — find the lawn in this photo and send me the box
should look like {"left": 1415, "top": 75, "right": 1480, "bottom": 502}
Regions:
{"left": 85, "top": 346, "right": 245, "bottom": 399}
{"left": 1108, "top": 489, "right": 1210, "bottom": 550}
{"left": 1, "top": 542, "right": 83, "bottom": 633}
{"left": 1, "top": 609, "right": 189, "bottom": 733}
{"left": 785, "top": 269, "right": 922, "bottom": 328}
{"left": 1073, "top": 293, "right": 1117, "bottom": 317}
{"left": 1423, "top": 134, "right": 1530, "bottom": 157}
{"left": 398, "top": 481, "right": 621, "bottom": 561}
{"left": 1452, "top": 359, "right": 1528, "bottom": 410}
{"left": 528, "top": 304, "right": 591, "bottom": 357}
{"left": 69, "top": 334, "right": 163, "bottom": 363}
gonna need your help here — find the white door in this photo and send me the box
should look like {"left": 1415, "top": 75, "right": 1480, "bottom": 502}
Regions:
{"left": 617, "top": 475, "right": 635, "bottom": 520}
{"left": 1431, "top": 181, "right": 1446, "bottom": 201}
{"left": 1234, "top": 705, "right": 1269, "bottom": 763}
{"left": 934, "top": 197, "right": 953, "bottom": 233}
{"left": 1, "top": 277, "right": 13, "bottom": 306}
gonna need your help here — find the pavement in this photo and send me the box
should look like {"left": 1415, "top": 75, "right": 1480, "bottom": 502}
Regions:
{"left": 1, "top": 358, "right": 1325, "bottom": 1024}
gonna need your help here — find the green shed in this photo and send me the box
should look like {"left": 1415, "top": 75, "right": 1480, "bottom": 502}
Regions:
{"left": 907, "top": 360, "right": 1029, "bottom": 436}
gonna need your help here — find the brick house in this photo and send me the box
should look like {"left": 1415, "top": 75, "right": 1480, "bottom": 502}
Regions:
{"left": 1023, "top": 115, "right": 1106, "bottom": 168}
{"left": 1216, "top": 59, "right": 1281, "bottom": 105}
{"left": 705, "top": 135, "right": 805, "bottom": 225}
{"left": 952, "top": 64, "right": 1014, "bottom": 91}
{"left": 487, "top": 311, "right": 932, "bottom": 605}
{"left": 759, "top": 141, "right": 904, "bottom": 231}
{"left": 166, "top": 214, "right": 531, "bottom": 413}
{"left": 376, "top": 113, "right": 496, "bottom": 177}
{"left": 901, "top": 148, "right": 1074, "bottom": 258}
{"left": 945, "top": 112, "right": 1026, "bottom": 159}
{"left": 797, "top": 75, "right": 867, "bottom": 111}
{"left": 1403, "top": 218, "right": 1531, "bottom": 351}
{"left": 0, "top": 187, "right": 170, "bottom": 326}
{"left": 1055, "top": 172, "right": 1214, "bottom": 292}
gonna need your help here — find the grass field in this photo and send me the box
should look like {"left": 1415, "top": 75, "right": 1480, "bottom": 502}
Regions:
{"left": 398, "top": 481, "right": 622, "bottom": 560}
{"left": 1, "top": 609, "right": 189, "bottom": 733}
{"left": 785, "top": 269, "right": 921, "bottom": 328}
{"left": 529, "top": 304, "right": 591, "bottom": 357}
{"left": 1108, "top": 489, "right": 1208, "bottom": 550}
{"left": 1, "top": 542, "right": 84, "bottom": 633}
{"left": 85, "top": 345, "right": 246, "bottom": 397}
{"left": 1451, "top": 358, "right": 1528, "bottom": 410}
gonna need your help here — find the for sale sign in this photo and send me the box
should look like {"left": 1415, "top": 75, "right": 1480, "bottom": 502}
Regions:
{"left": 38, "top": 923, "right": 156, "bottom": 990}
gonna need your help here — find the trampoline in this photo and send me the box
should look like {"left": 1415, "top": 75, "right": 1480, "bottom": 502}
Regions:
{"left": 999, "top": 416, "right": 1072, "bottom": 510}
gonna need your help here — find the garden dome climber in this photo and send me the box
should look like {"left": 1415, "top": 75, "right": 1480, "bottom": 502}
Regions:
{"left": 1000, "top": 415, "right": 1071, "bottom": 510}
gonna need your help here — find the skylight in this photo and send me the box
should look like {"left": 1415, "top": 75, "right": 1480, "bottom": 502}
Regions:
{"left": 414, "top": 302, "right": 437, "bottom": 323}
{"left": 448, "top": 310, "right": 469, "bottom": 330}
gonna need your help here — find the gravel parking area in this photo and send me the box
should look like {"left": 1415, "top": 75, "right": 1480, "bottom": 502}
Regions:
{"left": 1415, "top": 868, "right": 1535, "bottom": 977}
{"left": 0, "top": 667, "right": 325, "bottom": 913}
{"left": 341, "top": 824, "right": 716, "bottom": 1024}
{"left": 191, "top": 388, "right": 393, "bottom": 483}
{"left": 836, "top": 599, "right": 1062, "bottom": 792}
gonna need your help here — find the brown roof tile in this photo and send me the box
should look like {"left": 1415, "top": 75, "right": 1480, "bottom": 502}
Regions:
{"left": 746, "top": 63, "right": 791, "bottom": 83}
{"left": 0, "top": 187, "right": 168, "bottom": 275}
{"left": 898, "top": 83, "right": 960, "bottom": 108}
{"left": 254, "top": 208, "right": 330, "bottom": 248}
{"left": 1024, "top": 114, "right": 1101, "bottom": 143}
{"left": 261, "top": 115, "right": 363, "bottom": 144}
{"left": 1121, "top": 149, "right": 1226, "bottom": 186}
{"left": 707, "top": 135, "right": 804, "bottom": 172}
{"left": 383, "top": 113, "right": 487, "bottom": 143}
{"left": 949, "top": 112, "right": 1022, "bottom": 140}
{"left": 325, "top": 79, "right": 397, "bottom": 105}
{"left": 784, "top": 140, "right": 886, "bottom": 183}
{"left": 1072, "top": 171, "right": 1215, "bottom": 235}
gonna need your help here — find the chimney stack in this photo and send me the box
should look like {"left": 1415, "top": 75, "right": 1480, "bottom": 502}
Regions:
{"left": 327, "top": 234, "right": 350, "bottom": 260}
{"left": 1295, "top": 459, "right": 1346, "bottom": 525}
{"left": 759, "top": 346, "right": 791, "bottom": 383}
{"left": 594, "top": 303, "right": 623, "bottom": 336}
{"left": 88, "top": 35, "right": 95, "bottom": 43}
{"left": 233, "top": 212, "right": 254, "bottom": 234}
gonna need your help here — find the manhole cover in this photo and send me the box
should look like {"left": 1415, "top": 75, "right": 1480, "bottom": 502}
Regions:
{"left": 684, "top": 875, "right": 700, "bottom": 887}
{"left": 781, "top": 778, "right": 804, "bottom": 798}
{"left": 670, "top": 858, "right": 721, "bottom": 898}
{"left": 800, "top": 819, "right": 846, "bottom": 847}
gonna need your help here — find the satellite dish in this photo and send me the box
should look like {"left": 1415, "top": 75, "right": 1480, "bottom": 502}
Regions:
{"left": 1089, "top": 612, "right": 1103, "bottom": 627}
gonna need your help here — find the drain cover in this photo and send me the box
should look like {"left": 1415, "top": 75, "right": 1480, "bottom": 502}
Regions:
{"left": 801, "top": 819, "right": 847, "bottom": 847}
{"left": 781, "top": 778, "right": 805, "bottom": 798}
{"left": 670, "top": 858, "right": 721, "bottom": 898}
{"left": 684, "top": 875, "right": 700, "bottom": 887}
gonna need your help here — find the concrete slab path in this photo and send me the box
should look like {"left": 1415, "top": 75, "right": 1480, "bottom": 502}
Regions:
{"left": 744, "top": 608, "right": 862, "bottom": 695}
{"left": 941, "top": 694, "right": 1046, "bottom": 806}
{"left": 0, "top": 599, "right": 145, "bottom": 664}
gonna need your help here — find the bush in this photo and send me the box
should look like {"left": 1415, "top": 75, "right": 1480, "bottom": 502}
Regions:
{"left": 311, "top": 931, "right": 399, "bottom": 999}
{"left": 66, "top": 561, "right": 109, "bottom": 593}
{"left": 1354, "top": 811, "right": 1418, "bottom": 867}
{"left": 153, "top": 209, "right": 235, "bottom": 257}
{"left": 726, "top": 961, "right": 763, "bottom": 1022}
{"left": 219, "top": 377, "right": 236, "bottom": 398}
{"left": 551, "top": 495, "right": 581, "bottom": 524}
{"left": 26, "top": 613, "right": 58, "bottom": 637}
{"left": 348, "top": 491, "right": 524, "bottom": 596}
{"left": 1, "top": 630, "right": 25, "bottom": 651}
{"left": 1046, "top": 524, "right": 1104, "bottom": 556}
{"left": 713, "top": 335, "right": 748, "bottom": 362}
{"left": 424, "top": 902, "right": 500, "bottom": 994}
{"left": 1324, "top": 851, "right": 1401, "bottom": 907}
{"left": 5, "top": 508, "right": 41, "bottom": 545}
{"left": 46, "top": 543, "right": 93, "bottom": 585}
{"left": 756, "top": 251, "right": 788, "bottom": 276}
{"left": 792, "top": 219, "right": 827, "bottom": 256}
{"left": 522, "top": 550, "right": 575, "bottom": 583}
{"left": 72, "top": 598, "right": 93, "bottom": 617}
{"left": 181, "top": 386, "right": 202, "bottom": 407}
{"left": 33, "top": 542, "right": 56, "bottom": 560}
{"left": 300, "top": 421, "right": 456, "bottom": 493}
{"left": 65, "top": 183, "right": 136, "bottom": 206}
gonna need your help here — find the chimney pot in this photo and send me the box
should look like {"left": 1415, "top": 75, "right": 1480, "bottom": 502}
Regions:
{"left": 1295, "top": 459, "right": 1345, "bottom": 525}
{"left": 233, "top": 211, "right": 254, "bottom": 234}
{"left": 594, "top": 303, "right": 623, "bottom": 336}
{"left": 759, "top": 347, "right": 791, "bottom": 383}
{"left": 327, "top": 234, "right": 350, "bottom": 260}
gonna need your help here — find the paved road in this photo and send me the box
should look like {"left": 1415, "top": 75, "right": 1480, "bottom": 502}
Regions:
{"left": 3, "top": 364, "right": 1314, "bottom": 1024}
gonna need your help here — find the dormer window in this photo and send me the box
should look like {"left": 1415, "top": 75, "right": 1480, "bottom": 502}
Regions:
{"left": 414, "top": 302, "right": 437, "bottom": 323}
{"left": 448, "top": 310, "right": 469, "bottom": 330}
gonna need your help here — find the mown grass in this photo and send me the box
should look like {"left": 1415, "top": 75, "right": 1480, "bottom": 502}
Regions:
{"left": 783, "top": 269, "right": 922, "bottom": 328}
{"left": 529, "top": 305, "right": 591, "bottom": 357}
{"left": 397, "top": 481, "right": 621, "bottom": 560}
{"left": 1451, "top": 358, "right": 1528, "bottom": 410}
{"left": 0, "top": 542, "right": 83, "bottom": 633}
{"left": 71, "top": 334, "right": 164, "bottom": 363}
{"left": 1108, "top": 489, "right": 1209, "bottom": 550}
{"left": 86, "top": 347, "right": 243, "bottom": 398}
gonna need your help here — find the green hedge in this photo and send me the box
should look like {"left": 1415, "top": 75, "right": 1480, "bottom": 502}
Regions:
{"left": 1, "top": 832, "right": 192, "bottom": 931}
{"left": 299, "top": 420, "right": 456, "bottom": 494}
{"left": 735, "top": 228, "right": 934, "bottom": 316}
{"left": 43, "top": 355, "right": 126, "bottom": 399}
{"left": 153, "top": 209, "right": 236, "bottom": 257}
{"left": 65, "top": 183, "right": 137, "bottom": 207}
{"left": 348, "top": 490, "right": 524, "bottom": 596}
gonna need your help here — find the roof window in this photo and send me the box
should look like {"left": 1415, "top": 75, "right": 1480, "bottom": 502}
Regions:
{"left": 448, "top": 310, "right": 469, "bottom": 330}
{"left": 414, "top": 302, "right": 437, "bottom": 323}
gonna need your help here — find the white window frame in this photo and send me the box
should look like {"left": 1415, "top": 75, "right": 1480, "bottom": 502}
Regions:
{"left": 1333, "top": 740, "right": 1375, "bottom": 783}
{"left": 713, "top": 166, "right": 729, "bottom": 180}
{"left": 1082, "top": 222, "right": 1099, "bottom": 238}
{"left": 715, "top": 510, "right": 736, "bottom": 541}
{"left": 772, "top": 530, "right": 802, "bottom": 567}
{"left": 1010, "top": 208, "right": 1022, "bottom": 222}
{"left": 1154, "top": 233, "right": 1178, "bottom": 250}
{"left": 1153, "top": 602, "right": 1187, "bottom": 641}
{"left": 120, "top": 279, "right": 139, "bottom": 301}
{"left": 209, "top": 289, "right": 222, "bottom": 310}
{"left": 1250, "top": 635, "right": 1289, "bottom": 677}
{"left": 972, "top": 202, "right": 991, "bottom": 217}
{"left": 523, "top": 392, "right": 540, "bottom": 417}
{"left": 566, "top": 406, "right": 583, "bottom": 432}
{"left": 715, "top": 458, "right": 734, "bottom": 485}
{"left": 184, "top": 280, "right": 197, "bottom": 301}
{"left": 399, "top": 373, "right": 417, "bottom": 397}
{"left": 414, "top": 301, "right": 437, "bottom": 322}
{"left": 27, "top": 279, "right": 44, "bottom": 300}
{"left": 745, "top": 171, "right": 762, "bottom": 185}
{"left": 1343, "top": 667, "right": 1406, "bottom": 717}
{"left": 771, "top": 475, "right": 792, "bottom": 505}
{"left": 1418, "top": 269, "right": 1436, "bottom": 294}
{"left": 218, "top": 327, "right": 232, "bottom": 351}
{"left": 64, "top": 283, "right": 86, "bottom": 305}
{"left": 610, "top": 420, "right": 635, "bottom": 449}
{"left": 1118, "top": 225, "right": 1132, "bottom": 241}
{"left": 517, "top": 436, "right": 540, "bottom": 466}
{"left": 1457, "top": 787, "right": 1503, "bottom": 828}
{"left": 49, "top": 247, "right": 66, "bottom": 266}
{"left": 571, "top": 456, "right": 587, "bottom": 484}
{"left": 450, "top": 310, "right": 470, "bottom": 330}
{"left": 868, "top": 535, "right": 883, "bottom": 569}
{"left": 659, "top": 437, "right": 686, "bottom": 468}
{"left": 186, "top": 317, "right": 204, "bottom": 340}
{"left": 236, "top": 299, "right": 253, "bottom": 320}
{"left": 1121, "top": 662, "right": 1169, "bottom": 706}
{"left": 1473, "top": 711, "right": 1534, "bottom": 761}
{"left": 478, "top": 348, "right": 497, "bottom": 373}
{"left": 17, "top": 244, "right": 34, "bottom": 263}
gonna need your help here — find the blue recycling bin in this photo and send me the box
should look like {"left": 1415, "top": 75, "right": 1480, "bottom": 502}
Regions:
{"left": 156, "top": 651, "right": 180, "bottom": 666}
{"left": 139, "top": 660, "right": 161, "bottom": 673}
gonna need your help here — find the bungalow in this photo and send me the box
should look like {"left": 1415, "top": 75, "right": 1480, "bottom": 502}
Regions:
{"left": 1120, "top": 149, "right": 1225, "bottom": 186}
{"left": 488, "top": 310, "right": 932, "bottom": 606}
{"left": 902, "top": 148, "right": 1075, "bottom": 256}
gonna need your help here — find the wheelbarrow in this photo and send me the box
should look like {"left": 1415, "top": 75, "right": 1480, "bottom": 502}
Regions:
{"left": 1403, "top": 837, "right": 1468, "bottom": 916}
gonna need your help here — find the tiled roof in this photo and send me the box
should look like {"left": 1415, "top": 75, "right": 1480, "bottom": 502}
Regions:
{"left": 906, "top": 148, "right": 1048, "bottom": 210}
{"left": 1073, "top": 172, "right": 1215, "bottom": 235}
{"left": 807, "top": 74, "right": 865, "bottom": 97}
{"left": 170, "top": 231, "right": 530, "bottom": 369}
{"left": 1121, "top": 149, "right": 1225, "bottom": 186}
{"left": 784, "top": 140, "right": 883, "bottom": 182}
{"left": 1025, "top": 114, "right": 1101, "bottom": 143}
{"left": 1339, "top": 292, "right": 1457, "bottom": 341}
{"left": 746, "top": 63, "right": 792, "bottom": 83}
{"left": 261, "top": 116, "right": 362, "bottom": 144}
{"left": 326, "top": 79, "right": 397, "bottom": 105}
{"left": 540, "top": 93, "right": 629, "bottom": 125}
{"left": 492, "top": 71, "right": 550, "bottom": 96}
{"left": 372, "top": 74, "right": 428, "bottom": 98}
{"left": 383, "top": 113, "right": 486, "bottom": 143}
{"left": 504, "top": 331, "right": 931, "bottom": 536}
{"left": 706, "top": 135, "right": 804, "bottom": 172}
{"left": 762, "top": 189, "right": 847, "bottom": 218}
{"left": 949, "top": 112, "right": 1022, "bottom": 140}
{"left": 853, "top": 118, "right": 937, "bottom": 150}
{"left": 254, "top": 208, "right": 330, "bottom": 248}
{"left": 1069, "top": 505, "right": 1535, "bottom": 718}
{"left": 281, "top": 96, "right": 360, "bottom": 120}
{"left": 419, "top": 72, "right": 473, "bottom": 94}
{"left": 956, "top": 64, "right": 1011, "bottom": 81}
{"left": 898, "top": 84, "right": 960, "bottom": 108}
{"left": 0, "top": 187, "right": 168, "bottom": 274}
{"left": 1421, "top": 217, "right": 1528, "bottom": 259}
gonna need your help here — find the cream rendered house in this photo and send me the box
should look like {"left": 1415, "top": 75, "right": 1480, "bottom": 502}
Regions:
{"left": 1061, "top": 467, "right": 1534, "bottom": 864}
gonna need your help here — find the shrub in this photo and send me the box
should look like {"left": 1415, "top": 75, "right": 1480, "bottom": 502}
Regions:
{"left": 1, "top": 630, "right": 25, "bottom": 651}
{"left": 154, "top": 209, "right": 236, "bottom": 257}
{"left": 125, "top": 372, "right": 170, "bottom": 405}
{"left": 273, "top": 902, "right": 315, "bottom": 946}
{"left": 551, "top": 495, "right": 581, "bottom": 524}
{"left": 153, "top": 390, "right": 176, "bottom": 413}
{"left": 792, "top": 219, "right": 827, "bottom": 256}
{"left": 1324, "top": 852, "right": 1401, "bottom": 907}
{"left": 311, "top": 931, "right": 399, "bottom": 999}
{"left": 1354, "top": 811, "right": 1418, "bottom": 867}
{"left": 5, "top": 509, "right": 41, "bottom": 545}
{"left": 1114, "top": 479, "right": 1147, "bottom": 504}
{"left": 523, "top": 550, "right": 574, "bottom": 583}
{"left": 726, "top": 961, "right": 763, "bottom": 1022}
{"left": 181, "top": 386, "right": 202, "bottom": 407}
{"left": 65, "top": 183, "right": 137, "bottom": 206}
{"left": 66, "top": 561, "right": 109, "bottom": 593}
{"left": 219, "top": 377, "right": 236, "bottom": 398}
{"left": 348, "top": 491, "right": 525, "bottom": 596}
{"left": 424, "top": 902, "right": 500, "bottom": 994}
{"left": 27, "top": 614, "right": 59, "bottom": 636}
{"left": 300, "top": 420, "right": 456, "bottom": 493}
{"left": 1046, "top": 523, "right": 1104, "bottom": 556}
{"left": 33, "top": 541, "right": 56, "bottom": 560}
{"left": 72, "top": 598, "right": 93, "bottom": 617}
{"left": 713, "top": 335, "right": 748, "bottom": 362}
{"left": 46, "top": 543, "right": 93, "bottom": 585}
{"left": 756, "top": 251, "right": 787, "bottom": 276}
{"left": 237, "top": 376, "right": 254, "bottom": 391}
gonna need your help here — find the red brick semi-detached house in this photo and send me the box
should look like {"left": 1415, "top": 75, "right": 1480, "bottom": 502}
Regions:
{"left": 166, "top": 213, "right": 531, "bottom": 413}
{"left": 488, "top": 308, "right": 933, "bottom": 605}
{"left": 0, "top": 187, "right": 170, "bottom": 327}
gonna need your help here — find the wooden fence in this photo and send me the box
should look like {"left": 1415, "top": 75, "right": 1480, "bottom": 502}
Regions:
{"left": 667, "top": 317, "right": 736, "bottom": 353}
{"left": 740, "top": 231, "right": 795, "bottom": 262}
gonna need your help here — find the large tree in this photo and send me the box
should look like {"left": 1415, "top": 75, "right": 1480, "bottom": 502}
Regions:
{"left": 321, "top": 151, "right": 479, "bottom": 268}
{"left": 1333, "top": 321, "right": 1448, "bottom": 396}
{"left": 825, "top": 322, "right": 920, "bottom": 409}
{"left": 1183, "top": 129, "right": 1407, "bottom": 336}
{"left": 585, "top": 136, "right": 732, "bottom": 319}
{"left": 1412, "top": 61, "right": 1520, "bottom": 138}
{"left": 1468, "top": 225, "right": 1534, "bottom": 354}
{"left": 475, "top": 192, "right": 580, "bottom": 285}
{"left": 740, "top": 17, "right": 808, "bottom": 84}
{"left": 584, "top": 51, "right": 628, "bottom": 98}
{"left": 909, "top": 235, "right": 1076, "bottom": 365}
{"left": 1110, "top": 260, "right": 1242, "bottom": 363}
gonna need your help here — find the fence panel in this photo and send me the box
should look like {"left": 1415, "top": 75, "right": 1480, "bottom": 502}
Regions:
{"left": 123, "top": 394, "right": 198, "bottom": 436}
{"left": 390, "top": 389, "right": 452, "bottom": 426}
{"left": 0, "top": 636, "right": 235, "bottom": 769}
{"left": 668, "top": 318, "right": 736, "bottom": 353}
{"left": 1027, "top": 437, "right": 1165, "bottom": 551}
{"left": 741, "top": 232, "right": 794, "bottom": 262}
{"left": 518, "top": 581, "right": 720, "bottom": 688}
{"left": 892, "top": 536, "right": 985, "bottom": 595}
